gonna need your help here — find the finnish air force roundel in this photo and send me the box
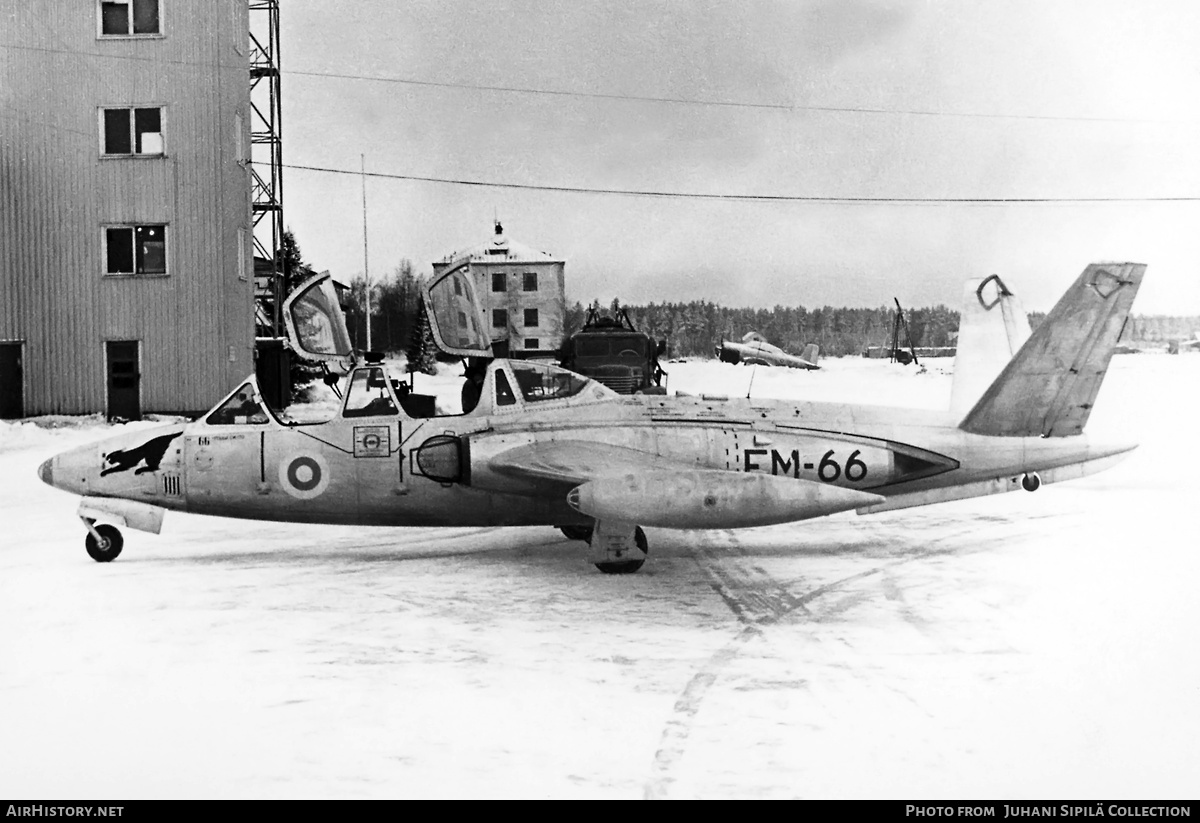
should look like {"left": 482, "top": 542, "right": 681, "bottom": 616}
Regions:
{"left": 279, "top": 453, "right": 330, "bottom": 499}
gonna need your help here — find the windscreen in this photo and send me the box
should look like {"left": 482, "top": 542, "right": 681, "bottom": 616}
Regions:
{"left": 206, "top": 383, "right": 269, "bottom": 426}
{"left": 510, "top": 362, "right": 590, "bottom": 403}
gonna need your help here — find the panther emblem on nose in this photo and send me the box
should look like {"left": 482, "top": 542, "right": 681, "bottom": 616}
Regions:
{"left": 101, "top": 432, "right": 182, "bottom": 477}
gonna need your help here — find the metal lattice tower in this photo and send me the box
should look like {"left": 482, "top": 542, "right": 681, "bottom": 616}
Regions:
{"left": 249, "top": 0, "right": 283, "bottom": 336}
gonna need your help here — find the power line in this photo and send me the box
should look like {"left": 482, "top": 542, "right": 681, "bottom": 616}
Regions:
{"left": 286, "top": 67, "right": 1188, "bottom": 126}
{"left": 2, "top": 42, "right": 1193, "bottom": 127}
{"left": 284, "top": 162, "right": 1200, "bottom": 205}
{"left": 5, "top": 107, "right": 1195, "bottom": 207}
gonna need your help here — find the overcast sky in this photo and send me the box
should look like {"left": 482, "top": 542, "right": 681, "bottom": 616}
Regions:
{"left": 277, "top": 0, "right": 1200, "bottom": 315}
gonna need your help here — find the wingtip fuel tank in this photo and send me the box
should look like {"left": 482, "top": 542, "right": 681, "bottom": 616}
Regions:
{"left": 567, "top": 469, "right": 884, "bottom": 529}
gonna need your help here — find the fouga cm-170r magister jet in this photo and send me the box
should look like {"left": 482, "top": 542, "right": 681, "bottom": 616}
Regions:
{"left": 39, "top": 260, "right": 1144, "bottom": 574}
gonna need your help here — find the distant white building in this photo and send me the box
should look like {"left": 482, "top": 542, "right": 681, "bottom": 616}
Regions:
{"left": 432, "top": 222, "right": 567, "bottom": 357}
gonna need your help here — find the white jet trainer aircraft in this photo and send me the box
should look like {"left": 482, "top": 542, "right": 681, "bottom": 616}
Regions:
{"left": 716, "top": 333, "right": 820, "bottom": 369}
{"left": 39, "top": 261, "right": 1144, "bottom": 574}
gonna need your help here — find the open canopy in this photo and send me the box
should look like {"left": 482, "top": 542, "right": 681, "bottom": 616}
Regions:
{"left": 423, "top": 259, "right": 493, "bottom": 359}
{"left": 282, "top": 270, "right": 354, "bottom": 366}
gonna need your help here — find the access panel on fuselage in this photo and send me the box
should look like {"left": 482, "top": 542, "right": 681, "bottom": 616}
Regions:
{"left": 259, "top": 424, "right": 358, "bottom": 524}
{"left": 348, "top": 417, "right": 404, "bottom": 519}
{"left": 184, "top": 427, "right": 265, "bottom": 518}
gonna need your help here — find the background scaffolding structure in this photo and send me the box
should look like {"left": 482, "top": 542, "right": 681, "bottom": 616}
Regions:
{"left": 249, "top": 0, "right": 284, "bottom": 337}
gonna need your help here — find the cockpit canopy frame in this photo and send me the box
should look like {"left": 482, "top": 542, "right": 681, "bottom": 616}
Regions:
{"left": 422, "top": 259, "right": 493, "bottom": 359}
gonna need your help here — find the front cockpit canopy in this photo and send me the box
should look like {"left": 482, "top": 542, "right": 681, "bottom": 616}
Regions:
{"left": 283, "top": 271, "right": 354, "bottom": 366}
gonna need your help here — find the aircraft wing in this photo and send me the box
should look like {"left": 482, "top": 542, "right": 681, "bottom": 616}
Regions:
{"left": 481, "top": 439, "right": 883, "bottom": 528}
{"left": 486, "top": 440, "right": 694, "bottom": 490}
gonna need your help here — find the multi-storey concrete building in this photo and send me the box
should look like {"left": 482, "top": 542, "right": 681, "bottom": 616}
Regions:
{"left": 432, "top": 222, "right": 566, "bottom": 357}
{"left": 1, "top": 0, "right": 254, "bottom": 418}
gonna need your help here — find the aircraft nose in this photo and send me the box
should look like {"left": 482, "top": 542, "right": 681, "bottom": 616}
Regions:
{"left": 38, "top": 457, "right": 54, "bottom": 487}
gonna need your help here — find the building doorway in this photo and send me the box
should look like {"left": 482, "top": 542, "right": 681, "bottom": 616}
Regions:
{"left": 106, "top": 340, "right": 141, "bottom": 420}
{"left": 0, "top": 343, "right": 23, "bottom": 419}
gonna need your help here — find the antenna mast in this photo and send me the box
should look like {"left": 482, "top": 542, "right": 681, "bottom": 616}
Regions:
{"left": 362, "top": 154, "right": 371, "bottom": 351}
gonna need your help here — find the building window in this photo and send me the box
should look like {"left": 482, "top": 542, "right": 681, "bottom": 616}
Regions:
{"left": 492, "top": 309, "right": 507, "bottom": 329}
{"left": 525, "top": 338, "right": 540, "bottom": 349}
{"left": 234, "top": 111, "right": 246, "bottom": 163}
{"left": 237, "top": 228, "right": 248, "bottom": 280}
{"left": 492, "top": 272, "right": 506, "bottom": 292}
{"left": 101, "top": 107, "right": 163, "bottom": 156}
{"left": 524, "top": 308, "right": 539, "bottom": 327}
{"left": 100, "top": 0, "right": 161, "bottom": 36}
{"left": 523, "top": 272, "right": 538, "bottom": 292}
{"left": 105, "top": 225, "right": 167, "bottom": 275}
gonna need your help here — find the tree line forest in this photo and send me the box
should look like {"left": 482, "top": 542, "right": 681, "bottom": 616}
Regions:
{"left": 276, "top": 238, "right": 1200, "bottom": 365}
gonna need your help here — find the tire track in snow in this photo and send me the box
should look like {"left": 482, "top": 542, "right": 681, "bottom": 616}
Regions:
{"left": 643, "top": 519, "right": 987, "bottom": 800}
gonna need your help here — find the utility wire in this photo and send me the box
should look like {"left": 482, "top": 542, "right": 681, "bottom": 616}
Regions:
{"left": 286, "top": 67, "right": 1189, "bottom": 126}
{"left": 5, "top": 109, "right": 1195, "bottom": 206}
{"left": 285, "top": 162, "right": 1200, "bottom": 204}
{"left": 2, "top": 42, "right": 1194, "bottom": 127}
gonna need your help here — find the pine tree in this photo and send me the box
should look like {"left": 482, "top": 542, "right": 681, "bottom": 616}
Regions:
{"left": 275, "top": 228, "right": 322, "bottom": 401}
{"left": 278, "top": 228, "right": 314, "bottom": 294}
{"left": 406, "top": 301, "right": 439, "bottom": 375}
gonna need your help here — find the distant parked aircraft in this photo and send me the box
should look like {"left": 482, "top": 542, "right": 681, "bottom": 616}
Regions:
{"left": 716, "top": 333, "right": 820, "bottom": 369}
{"left": 1168, "top": 332, "right": 1200, "bottom": 354}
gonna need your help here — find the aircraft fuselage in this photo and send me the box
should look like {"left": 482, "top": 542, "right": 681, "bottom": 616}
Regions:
{"left": 39, "top": 385, "right": 1129, "bottom": 530}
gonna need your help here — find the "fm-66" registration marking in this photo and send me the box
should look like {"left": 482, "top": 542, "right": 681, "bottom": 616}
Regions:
{"left": 743, "top": 448, "right": 870, "bottom": 483}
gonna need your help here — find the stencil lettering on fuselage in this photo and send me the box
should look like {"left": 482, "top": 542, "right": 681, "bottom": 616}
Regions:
{"left": 279, "top": 453, "right": 331, "bottom": 499}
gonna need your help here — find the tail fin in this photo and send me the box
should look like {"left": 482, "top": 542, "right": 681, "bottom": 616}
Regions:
{"left": 959, "top": 262, "right": 1145, "bottom": 437}
{"left": 801, "top": 343, "right": 819, "bottom": 367}
{"left": 949, "top": 275, "right": 1031, "bottom": 416}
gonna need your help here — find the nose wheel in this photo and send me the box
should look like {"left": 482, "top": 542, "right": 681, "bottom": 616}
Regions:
{"left": 82, "top": 518, "right": 124, "bottom": 563}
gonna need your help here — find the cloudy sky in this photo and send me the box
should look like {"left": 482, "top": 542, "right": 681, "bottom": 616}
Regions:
{"left": 277, "top": 0, "right": 1200, "bottom": 314}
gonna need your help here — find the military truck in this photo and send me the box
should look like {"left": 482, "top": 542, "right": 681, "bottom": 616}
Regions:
{"left": 559, "top": 307, "right": 667, "bottom": 395}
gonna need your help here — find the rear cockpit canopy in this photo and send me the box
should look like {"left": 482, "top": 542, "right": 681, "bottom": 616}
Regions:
{"left": 424, "top": 259, "right": 493, "bottom": 359}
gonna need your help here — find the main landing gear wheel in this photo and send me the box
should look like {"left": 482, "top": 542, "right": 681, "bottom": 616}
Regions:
{"left": 594, "top": 526, "right": 648, "bottom": 575}
{"left": 559, "top": 524, "right": 594, "bottom": 542}
{"left": 85, "top": 524, "right": 124, "bottom": 563}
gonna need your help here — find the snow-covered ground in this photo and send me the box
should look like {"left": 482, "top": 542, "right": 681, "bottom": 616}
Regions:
{"left": 2, "top": 354, "right": 1198, "bottom": 799}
